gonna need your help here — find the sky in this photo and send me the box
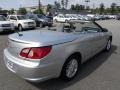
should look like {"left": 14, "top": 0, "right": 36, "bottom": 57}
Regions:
{"left": 0, "top": 0, "right": 120, "bottom": 10}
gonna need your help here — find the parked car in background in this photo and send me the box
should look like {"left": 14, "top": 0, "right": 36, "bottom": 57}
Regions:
{"left": 107, "top": 15, "right": 116, "bottom": 19}
{"left": 0, "top": 15, "right": 14, "bottom": 32}
{"left": 4, "top": 20, "right": 112, "bottom": 82}
{"left": 53, "top": 15, "right": 77, "bottom": 22}
{"left": 26, "top": 14, "right": 53, "bottom": 28}
{"left": 7, "top": 15, "right": 36, "bottom": 31}
{"left": 82, "top": 15, "right": 93, "bottom": 21}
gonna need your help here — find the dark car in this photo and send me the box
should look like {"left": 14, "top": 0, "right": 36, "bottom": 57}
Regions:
{"left": 26, "top": 14, "right": 53, "bottom": 28}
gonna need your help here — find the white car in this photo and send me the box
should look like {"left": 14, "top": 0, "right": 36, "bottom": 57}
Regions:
{"left": 7, "top": 15, "right": 36, "bottom": 31}
{"left": 0, "top": 15, "right": 14, "bottom": 32}
{"left": 53, "top": 15, "right": 73, "bottom": 22}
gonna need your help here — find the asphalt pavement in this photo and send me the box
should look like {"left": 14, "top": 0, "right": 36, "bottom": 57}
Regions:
{"left": 0, "top": 20, "right": 120, "bottom": 90}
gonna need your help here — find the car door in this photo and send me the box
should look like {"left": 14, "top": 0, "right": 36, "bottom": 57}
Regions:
{"left": 59, "top": 16, "right": 65, "bottom": 22}
{"left": 84, "top": 27, "right": 102, "bottom": 56}
{"left": 73, "top": 22, "right": 103, "bottom": 62}
{"left": 9, "top": 16, "right": 18, "bottom": 27}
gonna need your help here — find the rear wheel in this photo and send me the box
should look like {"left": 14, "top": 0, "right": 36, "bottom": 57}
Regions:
{"left": 60, "top": 55, "right": 80, "bottom": 81}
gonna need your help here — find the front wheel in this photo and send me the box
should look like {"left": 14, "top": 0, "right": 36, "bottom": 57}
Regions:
{"left": 65, "top": 20, "right": 69, "bottom": 23}
{"left": 39, "top": 22, "right": 43, "bottom": 28}
{"left": 105, "top": 39, "right": 112, "bottom": 51}
{"left": 18, "top": 24, "right": 23, "bottom": 31}
{"left": 60, "top": 55, "right": 80, "bottom": 81}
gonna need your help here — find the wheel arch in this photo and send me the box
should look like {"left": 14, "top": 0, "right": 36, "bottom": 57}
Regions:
{"left": 18, "top": 23, "right": 22, "bottom": 27}
{"left": 66, "top": 52, "right": 82, "bottom": 64}
{"left": 109, "top": 36, "right": 112, "bottom": 41}
{"left": 59, "top": 52, "right": 82, "bottom": 79}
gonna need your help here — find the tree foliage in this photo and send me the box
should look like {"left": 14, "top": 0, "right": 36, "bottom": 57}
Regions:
{"left": 9, "top": 8, "right": 15, "bottom": 14}
{"left": 54, "top": 1, "right": 61, "bottom": 10}
{"left": 70, "top": 4, "right": 85, "bottom": 11}
{"left": 111, "top": 3, "right": 117, "bottom": 14}
{"left": 18, "top": 8, "right": 27, "bottom": 15}
{"left": 47, "top": 4, "right": 53, "bottom": 12}
{"left": 92, "top": 3, "right": 119, "bottom": 15}
{"left": 61, "top": 0, "right": 69, "bottom": 9}
{"left": 99, "top": 3, "right": 105, "bottom": 14}
{"left": 33, "top": 8, "right": 43, "bottom": 14}
{"left": 61, "top": 0, "right": 65, "bottom": 9}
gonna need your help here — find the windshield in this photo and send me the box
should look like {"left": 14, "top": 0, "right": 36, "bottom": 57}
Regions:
{"left": 50, "top": 22, "right": 101, "bottom": 33}
{"left": 17, "top": 16, "right": 26, "bottom": 20}
{"left": 37, "top": 14, "right": 45, "bottom": 18}
{"left": 0, "top": 16, "right": 6, "bottom": 21}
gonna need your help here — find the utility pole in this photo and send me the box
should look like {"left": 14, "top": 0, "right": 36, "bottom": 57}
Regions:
{"left": 85, "top": 0, "right": 90, "bottom": 10}
{"left": 38, "top": 0, "right": 41, "bottom": 14}
{"left": 93, "top": 3, "right": 95, "bottom": 14}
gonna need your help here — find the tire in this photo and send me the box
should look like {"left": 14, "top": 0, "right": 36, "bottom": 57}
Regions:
{"left": 18, "top": 24, "right": 23, "bottom": 31}
{"left": 39, "top": 22, "right": 43, "bottom": 28}
{"left": 60, "top": 55, "right": 80, "bottom": 81}
{"left": 105, "top": 39, "right": 112, "bottom": 51}
{"left": 54, "top": 19, "right": 58, "bottom": 23}
{"left": 65, "top": 20, "right": 69, "bottom": 23}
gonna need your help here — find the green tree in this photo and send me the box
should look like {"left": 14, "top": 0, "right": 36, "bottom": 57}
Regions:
{"left": 110, "top": 3, "right": 117, "bottom": 14}
{"left": 116, "top": 6, "right": 120, "bottom": 13}
{"left": 54, "top": 1, "right": 61, "bottom": 10}
{"left": 71, "top": 5, "right": 75, "bottom": 10}
{"left": 65, "top": 0, "right": 69, "bottom": 9}
{"left": 61, "top": 0, "right": 65, "bottom": 9}
{"left": 47, "top": 4, "right": 52, "bottom": 12}
{"left": 18, "top": 8, "right": 27, "bottom": 15}
{"left": 79, "top": 5, "right": 85, "bottom": 11}
{"left": 94, "top": 8, "right": 100, "bottom": 14}
{"left": 104, "top": 8, "right": 111, "bottom": 14}
{"left": 70, "top": 4, "right": 85, "bottom": 11}
{"left": 9, "top": 8, "right": 15, "bottom": 14}
{"left": 75, "top": 4, "right": 80, "bottom": 12}
{"left": 99, "top": 3, "right": 105, "bottom": 14}
{"left": 33, "top": 8, "right": 43, "bottom": 14}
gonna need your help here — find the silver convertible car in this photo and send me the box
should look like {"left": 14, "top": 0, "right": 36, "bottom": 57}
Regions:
{"left": 4, "top": 20, "right": 112, "bottom": 82}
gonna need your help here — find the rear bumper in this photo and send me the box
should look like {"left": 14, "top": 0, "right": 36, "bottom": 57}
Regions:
{"left": 4, "top": 49, "right": 57, "bottom": 82}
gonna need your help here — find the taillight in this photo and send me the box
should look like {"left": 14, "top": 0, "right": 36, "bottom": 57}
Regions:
{"left": 20, "top": 46, "right": 52, "bottom": 60}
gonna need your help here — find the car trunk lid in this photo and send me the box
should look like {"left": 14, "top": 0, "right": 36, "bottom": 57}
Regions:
{"left": 7, "top": 30, "right": 77, "bottom": 59}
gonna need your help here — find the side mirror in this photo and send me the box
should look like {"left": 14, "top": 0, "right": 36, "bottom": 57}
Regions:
{"left": 102, "top": 28, "right": 108, "bottom": 32}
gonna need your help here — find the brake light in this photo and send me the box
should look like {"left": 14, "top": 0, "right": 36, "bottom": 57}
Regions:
{"left": 20, "top": 46, "right": 52, "bottom": 60}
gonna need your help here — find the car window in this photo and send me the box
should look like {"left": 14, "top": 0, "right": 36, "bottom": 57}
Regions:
{"left": 59, "top": 16, "right": 64, "bottom": 18}
{"left": 17, "top": 16, "right": 26, "bottom": 20}
{"left": 73, "top": 22, "right": 101, "bottom": 33}
{"left": 10, "top": 16, "right": 17, "bottom": 20}
{"left": 64, "top": 16, "right": 70, "bottom": 18}
{"left": 0, "top": 16, "right": 6, "bottom": 21}
{"left": 29, "top": 15, "right": 34, "bottom": 19}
